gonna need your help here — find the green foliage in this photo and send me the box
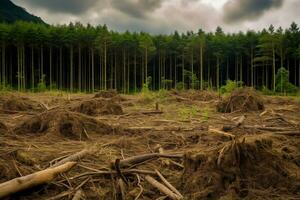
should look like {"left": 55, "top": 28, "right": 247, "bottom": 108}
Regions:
{"left": 37, "top": 74, "right": 47, "bottom": 92}
{"left": 220, "top": 80, "right": 243, "bottom": 94}
{"left": 201, "top": 107, "right": 211, "bottom": 122}
{"left": 261, "top": 85, "right": 274, "bottom": 95}
{"left": 161, "top": 77, "right": 173, "bottom": 90}
{"left": 275, "top": 68, "right": 298, "bottom": 94}
{"left": 0, "top": 80, "right": 12, "bottom": 91}
{"left": 179, "top": 106, "right": 198, "bottom": 121}
{"left": 176, "top": 82, "right": 185, "bottom": 90}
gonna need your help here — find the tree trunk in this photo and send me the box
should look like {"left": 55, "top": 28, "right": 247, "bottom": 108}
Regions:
{"left": 272, "top": 44, "right": 276, "bottom": 91}
{"left": 200, "top": 45, "right": 203, "bottom": 90}
{"left": 49, "top": 46, "right": 52, "bottom": 90}
{"left": 91, "top": 48, "right": 94, "bottom": 92}
{"left": 59, "top": 47, "right": 63, "bottom": 90}
{"left": 78, "top": 46, "right": 81, "bottom": 92}
{"left": 31, "top": 47, "right": 34, "bottom": 90}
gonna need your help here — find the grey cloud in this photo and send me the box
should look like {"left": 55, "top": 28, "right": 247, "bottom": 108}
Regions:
{"left": 110, "top": 0, "right": 164, "bottom": 18}
{"left": 223, "top": 0, "right": 284, "bottom": 23}
{"left": 13, "top": 0, "right": 100, "bottom": 14}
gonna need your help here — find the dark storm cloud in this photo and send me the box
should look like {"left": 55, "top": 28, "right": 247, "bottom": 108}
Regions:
{"left": 223, "top": 0, "right": 284, "bottom": 23}
{"left": 110, "top": 0, "right": 164, "bottom": 18}
{"left": 18, "top": 0, "right": 99, "bottom": 14}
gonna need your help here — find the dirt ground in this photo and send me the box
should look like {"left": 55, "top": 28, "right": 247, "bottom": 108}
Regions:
{"left": 0, "top": 89, "right": 299, "bottom": 200}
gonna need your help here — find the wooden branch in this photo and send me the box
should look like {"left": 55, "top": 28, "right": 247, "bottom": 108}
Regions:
{"left": 141, "top": 111, "right": 164, "bottom": 115}
{"left": 276, "top": 131, "right": 300, "bottom": 136}
{"left": 118, "top": 153, "right": 183, "bottom": 168}
{"left": 243, "top": 125, "right": 295, "bottom": 132}
{"left": 208, "top": 128, "right": 235, "bottom": 138}
{"left": 52, "top": 149, "right": 90, "bottom": 167}
{"left": 145, "top": 175, "right": 182, "bottom": 200}
{"left": 155, "top": 170, "right": 183, "bottom": 199}
{"left": 0, "top": 162, "right": 76, "bottom": 198}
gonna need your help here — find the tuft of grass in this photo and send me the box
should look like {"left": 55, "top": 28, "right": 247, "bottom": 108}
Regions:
{"left": 178, "top": 106, "right": 198, "bottom": 121}
{"left": 201, "top": 106, "right": 210, "bottom": 122}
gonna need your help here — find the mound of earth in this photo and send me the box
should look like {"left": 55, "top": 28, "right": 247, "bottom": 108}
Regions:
{"left": 72, "top": 99, "right": 123, "bottom": 116}
{"left": 2, "top": 96, "right": 44, "bottom": 112}
{"left": 182, "top": 136, "right": 300, "bottom": 199}
{"left": 14, "top": 109, "right": 114, "bottom": 140}
{"left": 217, "top": 88, "right": 264, "bottom": 113}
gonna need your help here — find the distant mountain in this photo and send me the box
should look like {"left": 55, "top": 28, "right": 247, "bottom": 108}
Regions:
{"left": 0, "top": 0, "right": 44, "bottom": 23}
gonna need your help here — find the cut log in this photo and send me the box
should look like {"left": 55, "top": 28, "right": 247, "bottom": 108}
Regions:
{"left": 145, "top": 175, "right": 182, "bottom": 200}
{"left": 0, "top": 162, "right": 76, "bottom": 198}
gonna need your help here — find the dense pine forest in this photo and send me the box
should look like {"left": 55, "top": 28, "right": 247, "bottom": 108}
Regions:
{"left": 0, "top": 21, "right": 299, "bottom": 93}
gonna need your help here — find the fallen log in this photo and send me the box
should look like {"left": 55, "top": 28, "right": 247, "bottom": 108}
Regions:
{"left": 117, "top": 153, "right": 183, "bottom": 168}
{"left": 145, "top": 175, "right": 182, "bottom": 200}
{"left": 0, "top": 162, "right": 76, "bottom": 198}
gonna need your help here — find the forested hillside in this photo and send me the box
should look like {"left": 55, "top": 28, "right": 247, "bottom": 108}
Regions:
{"left": 0, "top": 21, "right": 299, "bottom": 93}
{"left": 0, "top": 0, "right": 44, "bottom": 23}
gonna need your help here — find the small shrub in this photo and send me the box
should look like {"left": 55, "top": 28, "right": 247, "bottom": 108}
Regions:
{"left": 37, "top": 74, "right": 47, "bottom": 92}
{"left": 220, "top": 80, "right": 243, "bottom": 94}
{"left": 176, "top": 82, "right": 185, "bottom": 90}
{"left": 275, "top": 67, "right": 298, "bottom": 94}
{"left": 179, "top": 106, "right": 198, "bottom": 121}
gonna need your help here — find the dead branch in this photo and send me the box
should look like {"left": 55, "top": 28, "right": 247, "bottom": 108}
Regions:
{"left": 145, "top": 175, "right": 182, "bottom": 200}
{"left": 155, "top": 170, "right": 183, "bottom": 198}
{"left": 208, "top": 127, "right": 235, "bottom": 139}
{"left": 135, "top": 174, "right": 143, "bottom": 200}
{"left": 275, "top": 131, "right": 300, "bottom": 136}
{"left": 0, "top": 162, "right": 76, "bottom": 198}
{"left": 52, "top": 149, "right": 90, "bottom": 167}
{"left": 117, "top": 153, "right": 183, "bottom": 168}
{"left": 243, "top": 125, "right": 295, "bottom": 132}
{"left": 141, "top": 111, "right": 164, "bottom": 115}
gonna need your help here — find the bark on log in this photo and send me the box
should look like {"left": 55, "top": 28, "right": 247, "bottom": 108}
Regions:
{"left": 0, "top": 162, "right": 76, "bottom": 198}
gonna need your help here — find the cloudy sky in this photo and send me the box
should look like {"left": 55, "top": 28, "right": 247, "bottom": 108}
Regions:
{"left": 11, "top": 0, "right": 300, "bottom": 34}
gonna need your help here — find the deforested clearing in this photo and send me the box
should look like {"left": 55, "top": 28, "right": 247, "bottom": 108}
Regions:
{"left": 0, "top": 91, "right": 299, "bottom": 200}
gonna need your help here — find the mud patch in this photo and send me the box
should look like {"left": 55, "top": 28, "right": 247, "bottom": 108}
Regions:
{"left": 14, "top": 109, "right": 114, "bottom": 140}
{"left": 217, "top": 88, "right": 264, "bottom": 113}
{"left": 182, "top": 135, "right": 299, "bottom": 199}
{"left": 72, "top": 99, "right": 123, "bottom": 116}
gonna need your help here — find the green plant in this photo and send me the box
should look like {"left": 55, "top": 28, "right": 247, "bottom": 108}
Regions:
{"left": 201, "top": 107, "right": 210, "bottom": 122}
{"left": 0, "top": 80, "right": 12, "bottom": 91}
{"left": 176, "top": 82, "right": 185, "bottom": 90}
{"left": 37, "top": 74, "right": 47, "bottom": 92}
{"left": 275, "top": 67, "right": 298, "bottom": 94}
{"left": 179, "top": 106, "right": 198, "bottom": 121}
{"left": 220, "top": 80, "right": 243, "bottom": 94}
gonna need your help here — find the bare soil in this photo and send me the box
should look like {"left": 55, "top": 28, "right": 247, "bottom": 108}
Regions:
{"left": 0, "top": 90, "right": 299, "bottom": 200}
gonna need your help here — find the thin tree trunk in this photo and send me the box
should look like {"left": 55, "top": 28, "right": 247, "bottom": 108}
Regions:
{"left": 49, "top": 46, "right": 52, "bottom": 90}
{"left": 91, "top": 48, "right": 94, "bottom": 92}
{"left": 78, "top": 46, "right": 81, "bottom": 92}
